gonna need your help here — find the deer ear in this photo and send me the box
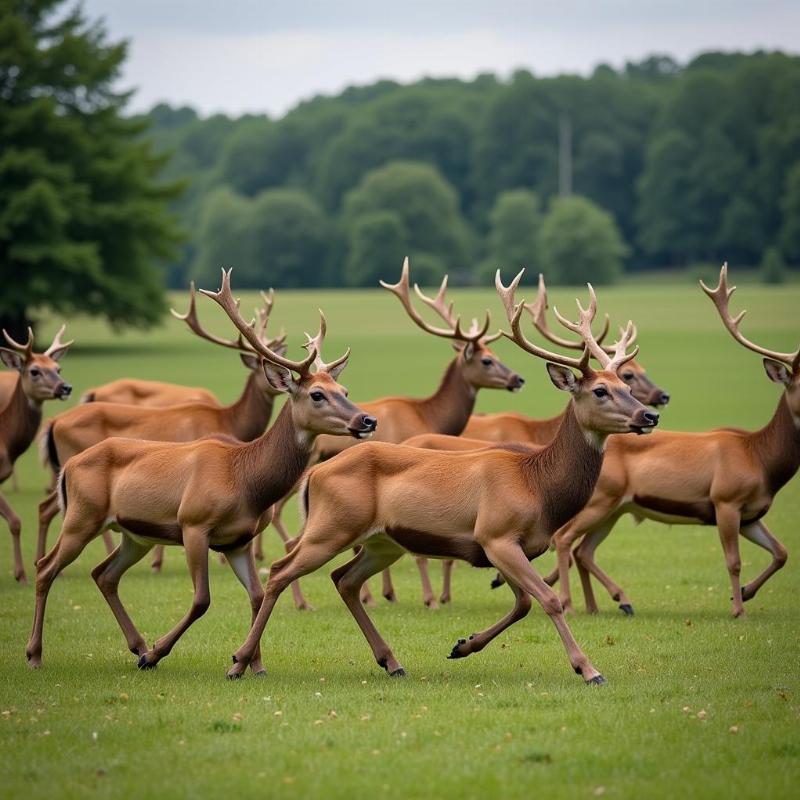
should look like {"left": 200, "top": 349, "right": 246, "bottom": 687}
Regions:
{"left": 0, "top": 348, "right": 24, "bottom": 372}
{"left": 763, "top": 358, "right": 791, "bottom": 386}
{"left": 261, "top": 361, "right": 299, "bottom": 395}
{"left": 546, "top": 363, "right": 580, "bottom": 393}
{"left": 239, "top": 352, "right": 260, "bottom": 371}
{"left": 461, "top": 341, "right": 476, "bottom": 361}
{"left": 48, "top": 345, "right": 71, "bottom": 363}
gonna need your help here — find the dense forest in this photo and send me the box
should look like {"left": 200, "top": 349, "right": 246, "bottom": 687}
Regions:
{"left": 145, "top": 51, "right": 800, "bottom": 289}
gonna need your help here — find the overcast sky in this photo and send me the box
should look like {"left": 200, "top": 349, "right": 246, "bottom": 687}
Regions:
{"left": 82, "top": 1, "right": 800, "bottom": 118}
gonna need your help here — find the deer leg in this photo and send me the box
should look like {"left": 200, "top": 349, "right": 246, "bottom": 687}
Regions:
{"left": 36, "top": 491, "right": 61, "bottom": 564}
{"left": 574, "top": 521, "right": 633, "bottom": 615}
{"left": 715, "top": 504, "right": 745, "bottom": 618}
{"left": 26, "top": 521, "right": 95, "bottom": 668}
{"left": 381, "top": 567, "right": 397, "bottom": 602}
{"left": 739, "top": 520, "right": 788, "bottom": 602}
{"left": 10, "top": 469, "right": 18, "bottom": 493}
{"left": 415, "top": 557, "right": 438, "bottom": 609}
{"left": 137, "top": 529, "right": 210, "bottom": 669}
{"left": 226, "top": 527, "right": 353, "bottom": 679}
{"left": 448, "top": 581, "right": 531, "bottom": 659}
{"left": 91, "top": 534, "right": 152, "bottom": 657}
{"left": 268, "top": 493, "right": 313, "bottom": 610}
{"left": 102, "top": 529, "right": 115, "bottom": 555}
{"left": 331, "top": 536, "right": 407, "bottom": 675}
{"left": 226, "top": 545, "right": 267, "bottom": 675}
{"left": 357, "top": 546, "right": 377, "bottom": 607}
{"left": 480, "top": 536, "right": 604, "bottom": 684}
{"left": 0, "top": 489, "right": 25, "bottom": 583}
{"left": 440, "top": 559, "right": 454, "bottom": 604}
{"left": 150, "top": 545, "right": 164, "bottom": 573}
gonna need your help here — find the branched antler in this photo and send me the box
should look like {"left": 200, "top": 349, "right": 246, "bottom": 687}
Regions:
{"left": 302, "top": 311, "right": 351, "bottom": 374}
{"left": 2, "top": 327, "right": 35, "bottom": 363}
{"left": 44, "top": 324, "right": 74, "bottom": 357}
{"left": 381, "top": 257, "right": 491, "bottom": 345}
{"left": 200, "top": 269, "right": 317, "bottom": 374}
{"left": 701, "top": 263, "right": 799, "bottom": 369}
{"left": 172, "top": 282, "right": 249, "bottom": 352}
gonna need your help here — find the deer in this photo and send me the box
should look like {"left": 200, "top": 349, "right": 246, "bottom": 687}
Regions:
{"left": 35, "top": 285, "right": 287, "bottom": 566}
{"left": 462, "top": 274, "right": 669, "bottom": 443}
{"left": 25, "top": 269, "right": 377, "bottom": 671}
{"left": 222, "top": 270, "right": 658, "bottom": 684}
{"left": 548, "top": 263, "right": 795, "bottom": 619}
{"left": 265, "top": 257, "right": 524, "bottom": 610}
{"left": 0, "top": 326, "right": 73, "bottom": 582}
{"left": 404, "top": 274, "right": 671, "bottom": 604}
{"left": 80, "top": 289, "right": 278, "bottom": 408}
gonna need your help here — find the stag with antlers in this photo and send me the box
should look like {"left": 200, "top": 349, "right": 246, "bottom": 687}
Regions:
{"left": 223, "top": 271, "right": 657, "bottom": 683}
{"left": 25, "top": 270, "right": 376, "bottom": 670}
{"left": 35, "top": 284, "right": 287, "bottom": 565}
{"left": 549, "top": 264, "right": 795, "bottom": 618}
{"left": 0, "top": 326, "right": 73, "bottom": 582}
{"left": 265, "top": 256, "right": 524, "bottom": 609}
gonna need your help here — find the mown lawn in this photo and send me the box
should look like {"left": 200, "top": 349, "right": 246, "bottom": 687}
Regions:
{"left": 0, "top": 278, "right": 798, "bottom": 799}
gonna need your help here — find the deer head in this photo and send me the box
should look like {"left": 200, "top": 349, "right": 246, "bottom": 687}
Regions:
{"left": 497, "top": 270, "right": 659, "bottom": 440}
{"left": 702, "top": 263, "right": 800, "bottom": 417}
{"left": 0, "top": 326, "right": 73, "bottom": 404}
{"left": 201, "top": 270, "right": 377, "bottom": 440}
{"left": 528, "top": 273, "right": 669, "bottom": 407}
{"left": 381, "top": 257, "right": 525, "bottom": 392}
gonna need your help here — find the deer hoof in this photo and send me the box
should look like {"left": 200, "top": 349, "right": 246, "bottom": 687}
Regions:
{"left": 619, "top": 603, "right": 634, "bottom": 616}
{"left": 383, "top": 592, "right": 397, "bottom": 603}
{"left": 389, "top": 667, "right": 406, "bottom": 677}
{"left": 586, "top": 674, "right": 607, "bottom": 686}
{"left": 490, "top": 577, "right": 504, "bottom": 589}
{"left": 251, "top": 668, "right": 267, "bottom": 678}
{"left": 741, "top": 584, "right": 756, "bottom": 602}
{"left": 137, "top": 654, "right": 157, "bottom": 670}
{"left": 448, "top": 639, "right": 469, "bottom": 659}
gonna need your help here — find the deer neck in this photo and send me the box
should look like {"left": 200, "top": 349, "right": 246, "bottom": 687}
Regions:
{"left": 234, "top": 402, "right": 314, "bottom": 512}
{"left": 527, "top": 409, "right": 567, "bottom": 446}
{"left": 524, "top": 403, "right": 605, "bottom": 534}
{"left": 420, "top": 358, "right": 478, "bottom": 436}
{"left": 749, "top": 393, "right": 800, "bottom": 496}
{"left": 222, "top": 371, "right": 275, "bottom": 441}
{"left": 0, "top": 377, "right": 43, "bottom": 464}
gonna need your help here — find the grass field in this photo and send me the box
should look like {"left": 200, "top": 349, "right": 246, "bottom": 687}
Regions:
{"left": 1, "top": 278, "right": 798, "bottom": 799}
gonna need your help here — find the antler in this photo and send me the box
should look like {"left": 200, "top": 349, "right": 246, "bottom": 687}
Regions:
{"left": 701, "top": 263, "right": 799, "bottom": 369}
{"left": 527, "top": 273, "right": 612, "bottom": 351}
{"left": 43, "top": 324, "right": 74, "bottom": 356}
{"left": 200, "top": 269, "right": 317, "bottom": 374}
{"left": 552, "top": 285, "right": 639, "bottom": 372}
{"left": 172, "top": 282, "right": 249, "bottom": 352}
{"left": 2, "top": 327, "right": 34, "bottom": 362}
{"left": 496, "top": 270, "right": 591, "bottom": 373}
{"left": 302, "top": 311, "right": 351, "bottom": 374}
{"left": 381, "top": 257, "right": 491, "bottom": 345}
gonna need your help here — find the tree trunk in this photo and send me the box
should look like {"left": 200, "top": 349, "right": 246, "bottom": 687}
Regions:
{"left": 0, "top": 311, "right": 35, "bottom": 343}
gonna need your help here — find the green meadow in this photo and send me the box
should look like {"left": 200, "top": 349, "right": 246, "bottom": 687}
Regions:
{"left": 0, "top": 277, "right": 798, "bottom": 799}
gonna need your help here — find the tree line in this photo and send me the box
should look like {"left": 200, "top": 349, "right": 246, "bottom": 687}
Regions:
{"left": 147, "top": 50, "right": 800, "bottom": 292}
{"left": 3, "top": 2, "right": 799, "bottom": 332}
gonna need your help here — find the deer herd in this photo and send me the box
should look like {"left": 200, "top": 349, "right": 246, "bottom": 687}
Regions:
{"left": 0, "top": 260, "right": 794, "bottom": 685}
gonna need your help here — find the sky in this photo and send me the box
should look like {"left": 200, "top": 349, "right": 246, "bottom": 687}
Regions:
{"left": 82, "top": 0, "right": 800, "bottom": 118}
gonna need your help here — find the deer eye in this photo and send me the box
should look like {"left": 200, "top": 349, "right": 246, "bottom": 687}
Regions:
{"left": 310, "top": 391, "right": 325, "bottom": 402}
{"left": 623, "top": 372, "right": 634, "bottom": 380}
{"left": 593, "top": 387, "right": 608, "bottom": 398}
{"left": 29, "top": 369, "right": 41, "bottom": 378}
{"left": 481, "top": 358, "right": 492, "bottom": 366}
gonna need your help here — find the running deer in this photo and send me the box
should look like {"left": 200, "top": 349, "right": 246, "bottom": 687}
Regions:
{"left": 266, "top": 257, "right": 524, "bottom": 609}
{"left": 550, "top": 264, "right": 794, "bottom": 618}
{"left": 25, "top": 270, "right": 376, "bottom": 670}
{"left": 406, "top": 275, "right": 670, "bottom": 603}
{"left": 35, "top": 285, "right": 286, "bottom": 564}
{"left": 223, "top": 271, "right": 657, "bottom": 683}
{"left": 0, "top": 326, "right": 73, "bottom": 582}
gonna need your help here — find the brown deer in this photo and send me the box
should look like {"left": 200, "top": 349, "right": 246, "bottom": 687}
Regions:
{"left": 266, "top": 257, "right": 524, "bottom": 609}
{"left": 0, "top": 326, "right": 73, "bottom": 582}
{"left": 35, "top": 285, "right": 286, "bottom": 565}
{"left": 80, "top": 289, "right": 278, "bottom": 408}
{"left": 223, "top": 271, "right": 657, "bottom": 684}
{"left": 25, "top": 270, "right": 376, "bottom": 671}
{"left": 549, "top": 264, "right": 794, "bottom": 618}
{"left": 405, "top": 276, "right": 671, "bottom": 604}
